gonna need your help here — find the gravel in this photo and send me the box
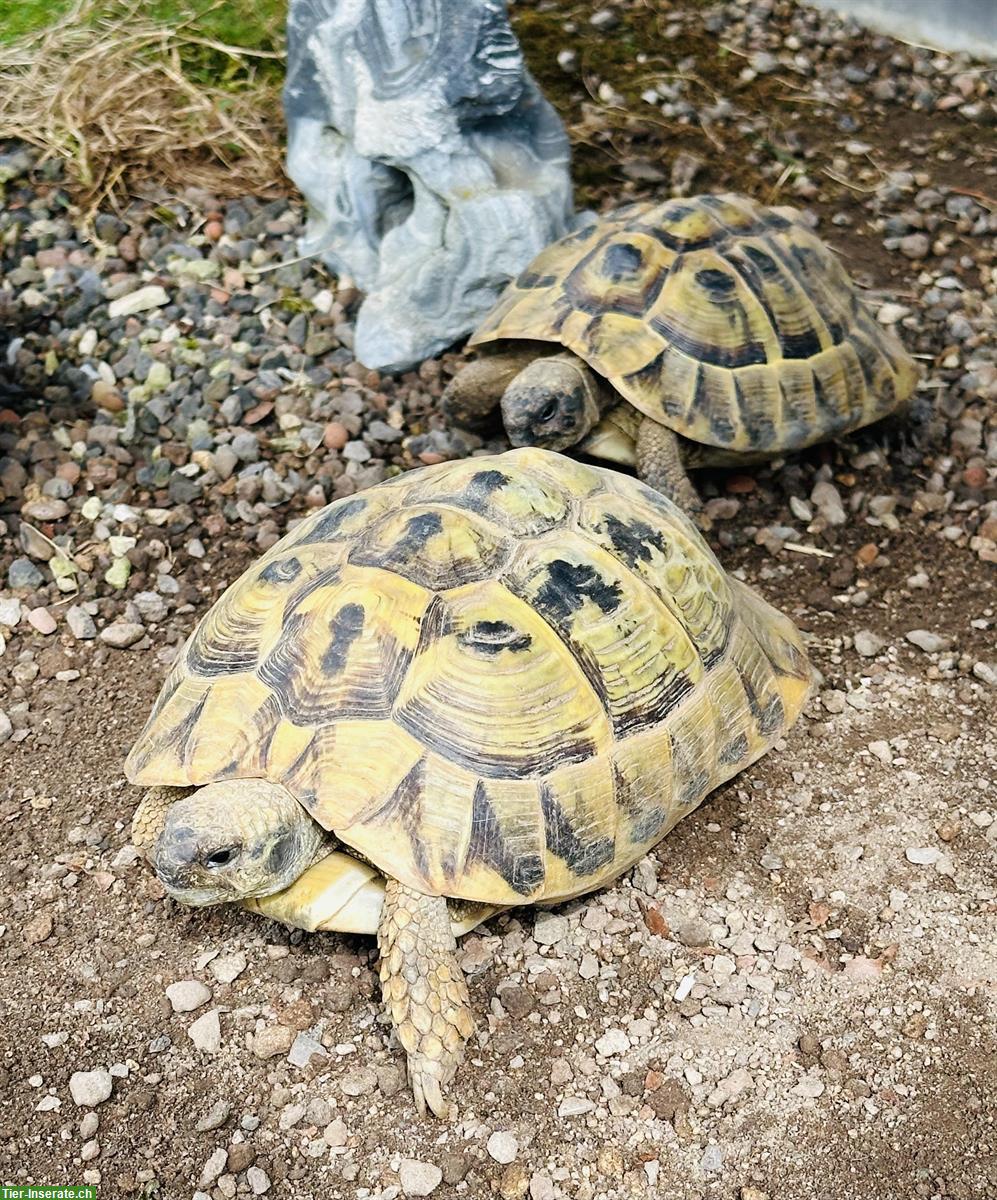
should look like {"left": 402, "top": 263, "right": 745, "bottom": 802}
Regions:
{"left": 251, "top": 1025, "right": 294, "bottom": 1060}
{"left": 209, "top": 951, "right": 248, "bottom": 983}
{"left": 972, "top": 661, "right": 997, "bottom": 687}
{"left": 66, "top": 605, "right": 97, "bottom": 639}
{"left": 195, "top": 1099, "right": 232, "bottom": 1132}
{"left": 107, "top": 285, "right": 170, "bottom": 318}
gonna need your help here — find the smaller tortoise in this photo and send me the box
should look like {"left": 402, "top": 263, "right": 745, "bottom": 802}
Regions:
{"left": 443, "top": 193, "right": 919, "bottom": 512}
{"left": 126, "top": 448, "right": 812, "bottom": 1117}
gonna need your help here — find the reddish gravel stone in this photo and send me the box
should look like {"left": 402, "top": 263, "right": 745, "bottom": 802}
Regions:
{"left": 726, "top": 475, "right": 756, "bottom": 494}
{"left": 27, "top": 607, "right": 57, "bottom": 635}
{"left": 91, "top": 380, "right": 123, "bottom": 411}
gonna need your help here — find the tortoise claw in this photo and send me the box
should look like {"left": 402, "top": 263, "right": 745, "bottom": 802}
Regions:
{"left": 409, "top": 1060, "right": 455, "bottom": 1121}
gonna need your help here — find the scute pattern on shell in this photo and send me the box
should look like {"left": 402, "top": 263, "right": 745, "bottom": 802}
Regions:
{"left": 126, "top": 449, "right": 812, "bottom": 906}
{"left": 470, "top": 194, "right": 919, "bottom": 453}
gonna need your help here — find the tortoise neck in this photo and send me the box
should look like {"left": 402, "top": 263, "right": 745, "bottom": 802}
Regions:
{"left": 549, "top": 352, "right": 616, "bottom": 428}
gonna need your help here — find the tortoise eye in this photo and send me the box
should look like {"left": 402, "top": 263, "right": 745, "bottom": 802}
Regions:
{"left": 204, "top": 845, "right": 239, "bottom": 869}
{"left": 537, "top": 400, "right": 558, "bottom": 423}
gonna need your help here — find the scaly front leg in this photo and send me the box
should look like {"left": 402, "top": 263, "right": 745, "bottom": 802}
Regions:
{"left": 635, "top": 417, "right": 706, "bottom": 521}
{"left": 377, "top": 879, "right": 476, "bottom": 1119}
{"left": 131, "top": 786, "right": 190, "bottom": 851}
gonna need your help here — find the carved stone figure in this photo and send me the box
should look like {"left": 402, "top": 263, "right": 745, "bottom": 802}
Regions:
{"left": 284, "top": 0, "right": 577, "bottom": 371}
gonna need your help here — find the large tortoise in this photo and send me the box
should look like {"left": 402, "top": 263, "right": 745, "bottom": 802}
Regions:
{"left": 126, "top": 448, "right": 812, "bottom": 1117}
{"left": 443, "top": 194, "right": 919, "bottom": 511}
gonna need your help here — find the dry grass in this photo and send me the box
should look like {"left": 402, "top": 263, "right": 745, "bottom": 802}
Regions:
{"left": 0, "top": 0, "right": 288, "bottom": 207}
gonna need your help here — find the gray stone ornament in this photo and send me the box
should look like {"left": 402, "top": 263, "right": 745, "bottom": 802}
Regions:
{"left": 284, "top": 0, "right": 577, "bottom": 372}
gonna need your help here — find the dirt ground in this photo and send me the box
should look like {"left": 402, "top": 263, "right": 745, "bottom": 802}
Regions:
{"left": 1, "top": 1, "right": 996, "bottom": 1198}
{"left": 5, "top": 519, "right": 997, "bottom": 1200}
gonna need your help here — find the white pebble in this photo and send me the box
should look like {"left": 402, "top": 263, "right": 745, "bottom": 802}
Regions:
{"left": 398, "top": 1158, "right": 443, "bottom": 1196}
{"left": 188, "top": 1009, "right": 221, "bottom": 1053}
{"left": 594, "top": 1028, "right": 630, "bottom": 1057}
{"left": 533, "top": 913, "right": 568, "bottom": 946}
{"left": 854, "top": 629, "right": 885, "bottom": 658}
{"left": 487, "top": 1130, "right": 519, "bottom": 1164}
{"left": 209, "top": 952, "right": 247, "bottom": 984}
{"left": 972, "top": 661, "right": 997, "bottom": 687}
{"left": 166, "top": 979, "right": 212, "bottom": 1013}
{"left": 557, "top": 1096, "right": 594, "bottom": 1118}
{"left": 905, "top": 629, "right": 951, "bottom": 654}
{"left": 69, "top": 1070, "right": 112, "bottom": 1108}
{"left": 201, "top": 1147, "right": 228, "bottom": 1186}
{"left": 867, "top": 740, "right": 893, "bottom": 764}
{"left": 108, "top": 285, "right": 169, "bottom": 318}
{"left": 247, "top": 1166, "right": 271, "bottom": 1195}
{"left": 905, "top": 847, "right": 941, "bottom": 866}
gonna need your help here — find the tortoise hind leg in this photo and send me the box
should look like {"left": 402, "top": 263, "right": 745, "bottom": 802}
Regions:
{"left": 441, "top": 349, "right": 539, "bottom": 428}
{"left": 635, "top": 417, "right": 705, "bottom": 519}
{"left": 377, "top": 879, "right": 476, "bottom": 1119}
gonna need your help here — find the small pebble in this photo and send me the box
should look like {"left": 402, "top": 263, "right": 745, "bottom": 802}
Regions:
{"left": 99, "top": 622, "right": 145, "bottom": 648}
{"left": 533, "top": 913, "right": 568, "bottom": 946}
{"left": 252, "top": 1025, "right": 294, "bottom": 1060}
{"left": 69, "top": 1070, "right": 113, "bottom": 1108}
{"left": 905, "top": 629, "right": 952, "bottom": 654}
{"left": 166, "top": 980, "right": 212, "bottom": 1013}
{"left": 27, "top": 607, "right": 57, "bottom": 635}
{"left": 108, "top": 285, "right": 169, "bottom": 318}
{"left": 399, "top": 1158, "right": 443, "bottom": 1196}
{"left": 188, "top": 1009, "right": 221, "bottom": 1053}
{"left": 195, "top": 1100, "right": 232, "bottom": 1132}
{"left": 854, "top": 629, "right": 885, "bottom": 657}
{"left": 487, "top": 1131, "right": 519, "bottom": 1164}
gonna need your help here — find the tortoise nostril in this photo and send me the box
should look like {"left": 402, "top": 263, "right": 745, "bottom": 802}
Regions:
{"left": 203, "top": 845, "right": 239, "bottom": 869}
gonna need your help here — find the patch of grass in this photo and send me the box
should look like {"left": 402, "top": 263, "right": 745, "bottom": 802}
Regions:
{"left": 0, "top": 0, "right": 287, "bottom": 203}
{"left": 0, "top": 0, "right": 285, "bottom": 49}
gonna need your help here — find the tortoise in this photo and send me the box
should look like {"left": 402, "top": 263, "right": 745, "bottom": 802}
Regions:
{"left": 442, "top": 193, "right": 919, "bottom": 512}
{"left": 125, "top": 447, "right": 812, "bottom": 1118}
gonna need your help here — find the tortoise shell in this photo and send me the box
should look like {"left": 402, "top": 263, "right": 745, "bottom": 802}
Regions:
{"left": 470, "top": 194, "right": 919, "bottom": 454}
{"left": 126, "top": 449, "right": 811, "bottom": 907}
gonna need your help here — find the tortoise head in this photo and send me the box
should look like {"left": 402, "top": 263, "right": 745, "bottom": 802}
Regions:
{"left": 142, "top": 779, "right": 330, "bottom": 906}
{"left": 500, "top": 355, "right": 605, "bottom": 452}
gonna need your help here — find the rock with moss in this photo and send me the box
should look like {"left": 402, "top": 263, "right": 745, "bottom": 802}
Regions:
{"left": 283, "top": 0, "right": 576, "bottom": 372}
